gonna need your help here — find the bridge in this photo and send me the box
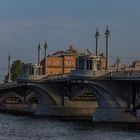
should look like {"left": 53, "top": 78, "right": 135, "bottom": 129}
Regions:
{"left": 1, "top": 70, "right": 140, "bottom": 122}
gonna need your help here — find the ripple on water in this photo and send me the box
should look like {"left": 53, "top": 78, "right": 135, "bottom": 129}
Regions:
{"left": 0, "top": 114, "right": 139, "bottom": 140}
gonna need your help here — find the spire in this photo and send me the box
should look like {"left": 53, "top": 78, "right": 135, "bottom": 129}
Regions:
{"left": 104, "top": 26, "right": 111, "bottom": 70}
{"left": 38, "top": 41, "right": 41, "bottom": 66}
{"left": 8, "top": 53, "right": 11, "bottom": 82}
{"left": 44, "top": 40, "right": 48, "bottom": 58}
{"left": 44, "top": 40, "right": 48, "bottom": 49}
{"left": 95, "top": 28, "right": 100, "bottom": 56}
{"left": 38, "top": 41, "right": 41, "bottom": 51}
{"left": 44, "top": 40, "right": 48, "bottom": 75}
{"left": 104, "top": 26, "right": 111, "bottom": 37}
{"left": 95, "top": 28, "right": 100, "bottom": 38}
{"left": 8, "top": 53, "right": 11, "bottom": 62}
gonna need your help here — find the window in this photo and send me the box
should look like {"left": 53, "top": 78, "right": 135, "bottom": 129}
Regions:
{"left": 29, "top": 67, "right": 34, "bottom": 75}
{"left": 86, "top": 60, "right": 92, "bottom": 70}
{"left": 48, "top": 60, "right": 53, "bottom": 66}
{"left": 50, "top": 71, "right": 53, "bottom": 75}
{"left": 79, "top": 60, "right": 84, "bottom": 70}
{"left": 58, "top": 61, "right": 62, "bottom": 66}
{"left": 68, "top": 60, "right": 72, "bottom": 66}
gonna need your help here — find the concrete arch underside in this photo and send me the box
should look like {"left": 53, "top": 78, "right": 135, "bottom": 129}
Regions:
{"left": 0, "top": 92, "right": 23, "bottom": 104}
{"left": 71, "top": 83, "right": 121, "bottom": 108}
{"left": 27, "top": 83, "right": 61, "bottom": 105}
{"left": 27, "top": 85, "right": 57, "bottom": 106}
{"left": 0, "top": 84, "right": 58, "bottom": 106}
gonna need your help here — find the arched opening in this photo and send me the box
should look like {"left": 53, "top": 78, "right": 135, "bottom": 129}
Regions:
{"left": 5, "top": 95, "right": 23, "bottom": 104}
{"left": 25, "top": 93, "right": 39, "bottom": 112}
{"left": 29, "top": 85, "right": 57, "bottom": 106}
{"left": 64, "top": 86, "right": 99, "bottom": 109}
{"left": 0, "top": 93, "right": 29, "bottom": 112}
{"left": 70, "top": 83, "right": 120, "bottom": 109}
{"left": 0, "top": 93, "right": 23, "bottom": 104}
{"left": 73, "top": 90, "right": 97, "bottom": 101}
{"left": 28, "top": 96, "right": 38, "bottom": 104}
{"left": 87, "top": 83, "right": 120, "bottom": 108}
{"left": 25, "top": 91, "right": 39, "bottom": 105}
{"left": 72, "top": 90, "right": 98, "bottom": 108}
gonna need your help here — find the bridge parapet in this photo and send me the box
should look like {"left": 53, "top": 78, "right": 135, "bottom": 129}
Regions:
{"left": 18, "top": 74, "right": 46, "bottom": 81}
{"left": 106, "top": 70, "right": 140, "bottom": 77}
{"left": 70, "top": 69, "right": 140, "bottom": 79}
{"left": 0, "top": 82, "right": 26, "bottom": 90}
{"left": 70, "top": 70, "right": 108, "bottom": 78}
{"left": 46, "top": 74, "right": 69, "bottom": 80}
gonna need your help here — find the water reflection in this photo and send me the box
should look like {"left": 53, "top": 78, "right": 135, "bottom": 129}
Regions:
{"left": 0, "top": 114, "right": 139, "bottom": 140}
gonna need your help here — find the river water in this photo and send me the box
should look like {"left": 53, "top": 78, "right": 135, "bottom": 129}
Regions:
{"left": 0, "top": 113, "right": 139, "bottom": 140}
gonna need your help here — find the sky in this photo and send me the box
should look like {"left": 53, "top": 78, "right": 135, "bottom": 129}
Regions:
{"left": 0, "top": 0, "right": 140, "bottom": 79}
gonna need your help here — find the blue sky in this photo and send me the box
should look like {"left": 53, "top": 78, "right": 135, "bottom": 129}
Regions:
{"left": 0, "top": 0, "right": 140, "bottom": 79}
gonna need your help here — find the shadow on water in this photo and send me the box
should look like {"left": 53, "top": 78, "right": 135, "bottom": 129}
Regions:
{"left": 1, "top": 112, "right": 140, "bottom": 136}
{"left": 22, "top": 115, "right": 140, "bottom": 133}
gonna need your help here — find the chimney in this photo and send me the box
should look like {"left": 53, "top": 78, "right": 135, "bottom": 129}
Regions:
{"left": 104, "top": 26, "right": 111, "bottom": 70}
{"left": 38, "top": 42, "right": 41, "bottom": 66}
{"left": 95, "top": 28, "right": 100, "bottom": 57}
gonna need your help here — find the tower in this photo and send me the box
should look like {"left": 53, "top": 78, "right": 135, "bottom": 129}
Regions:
{"left": 95, "top": 28, "right": 100, "bottom": 56}
{"left": 104, "top": 26, "right": 111, "bottom": 70}
{"left": 38, "top": 42, "right": 41, "bottom": 66}
{"left": 8, "top": 54, "right": 11, "bottom": 82}
{"left": 44, "top": 40, "right": 48, "bottom": 58}
{"left": 44, "top": 40, "right": 48, "bottom": 75}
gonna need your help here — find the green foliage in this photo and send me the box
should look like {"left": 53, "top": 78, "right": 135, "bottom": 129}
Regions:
{"left": 10, "top": 60, "right": 23, "bottom": 81}
{"left": 5, "top": 60, "right": 24, "bottom": 82}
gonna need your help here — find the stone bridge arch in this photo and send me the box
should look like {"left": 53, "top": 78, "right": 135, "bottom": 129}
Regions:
{"left": 71, "top": 82, "right": 120, "bottom": 108}
{"left": 0, "top": 83, "right": 58, "bottom": 106}
{"left": 0, "top": 92, "right": 23, "bottom": 104}
{"left": 24, "top": 84, "right": 58, "bottom": 106}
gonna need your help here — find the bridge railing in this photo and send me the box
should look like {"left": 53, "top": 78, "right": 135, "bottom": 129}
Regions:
{"left": 70, "top": 69, "right": 140, "bottom": 78}
{"left": 0, "top": 82, "right": 18, "bottom": 89}
{"left": 70, "top": 70, "right": 108, "bottom": 78}
{"left": 46, "top": 73, "right": 69, "bottom": 80}
{"left": 105, "top": 70, "right": 140, "bottom": 77}
{"left": 17, "top": 74, "right": 47, "bottom": 81}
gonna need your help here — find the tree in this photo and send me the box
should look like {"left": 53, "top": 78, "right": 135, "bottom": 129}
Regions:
{"left": 5, "top": 60, "right": 24, "bottom": 82}
{"left": 10, "top": 60, "right": 24, "bottom": 81}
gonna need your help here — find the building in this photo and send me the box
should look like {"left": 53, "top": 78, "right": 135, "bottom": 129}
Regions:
{"left": 19, "top": 41, "right": 106, "bottom": 81}
{"left": 132, "top": 60, "right": 140, "bottom": 70}
{"left": 20, "top": 63, "right": 44, "bottom": 81}
{"left": 70, "top": 54, "right": 107, "bottom": 78}
{"left": 41, "top": 45, "right": 78, "bottom": 76}
{"left": 19, "top": 27, "right": 110, "bottom": 80}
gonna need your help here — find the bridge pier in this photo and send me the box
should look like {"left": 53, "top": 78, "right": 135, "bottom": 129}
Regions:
{"left": 92, "top": 108, "right": 137, "bottom": 122}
